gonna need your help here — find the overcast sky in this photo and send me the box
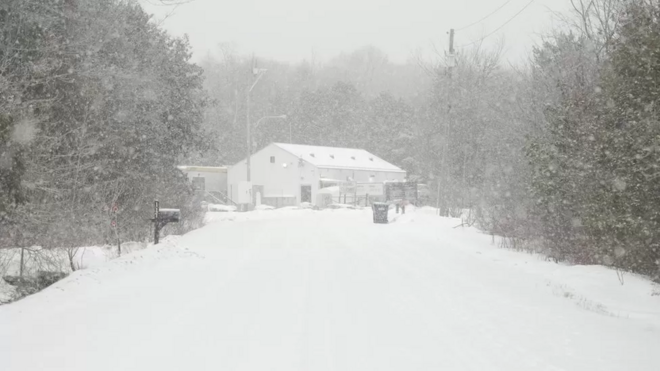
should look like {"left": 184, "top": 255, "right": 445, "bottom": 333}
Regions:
{"left": 140, "top": 0, "right": 572, "bottom": 64}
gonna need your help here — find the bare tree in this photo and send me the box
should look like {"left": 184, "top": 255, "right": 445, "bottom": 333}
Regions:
{"left": 549, "top": 0, "right": 623, "bottom": 60}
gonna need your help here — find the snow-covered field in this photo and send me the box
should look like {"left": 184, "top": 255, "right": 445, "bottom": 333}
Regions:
{"left": 1, "top": 207, "right": 659, "bottom": 371}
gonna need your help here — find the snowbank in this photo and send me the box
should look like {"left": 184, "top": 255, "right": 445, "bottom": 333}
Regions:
{"left": 407, "top": 216, "right": 660, "bottom": 325}
{"left": 327, "top": 203, "right": 363, "bottom": 209}
{"left": 208, "top": 204, "right": 237, "bottom": 212}
{"left": 254, "top": 204, "right": 275, "bottom": 211}
{"left": 0, "top": 241, "right": 149, "bottom": 303}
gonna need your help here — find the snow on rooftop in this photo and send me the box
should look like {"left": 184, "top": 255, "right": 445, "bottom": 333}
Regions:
{"left": 274, "top": 143, "right": 404, "bottom": 172}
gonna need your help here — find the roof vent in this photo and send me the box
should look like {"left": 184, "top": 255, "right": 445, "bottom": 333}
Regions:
{"left": 310, "top": 153, "right": 315, "bottom": 158}
{"left": 330, "top": 154, "right": 334, "bottom": 159}
{"left": 351, "top": 156, "right": 356, "bottom": 160}
{"left": 369, "top": 157, "right": 374, "bottom": 161}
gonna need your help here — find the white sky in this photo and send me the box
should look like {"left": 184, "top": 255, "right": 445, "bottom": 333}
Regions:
{"left": 140, "top": 0, "right": 572, "bottom": 64}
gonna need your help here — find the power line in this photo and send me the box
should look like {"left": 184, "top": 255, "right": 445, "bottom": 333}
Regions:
{"left": 456, "top": 0, "right": 536, "bottom": 49}
{"left": 456, "top": 0, "right": 513, "bottom": 31}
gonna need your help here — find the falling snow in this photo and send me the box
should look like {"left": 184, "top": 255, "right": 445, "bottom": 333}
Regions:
{"left": 2, "top": 0, "right": 660, "bottom": 370}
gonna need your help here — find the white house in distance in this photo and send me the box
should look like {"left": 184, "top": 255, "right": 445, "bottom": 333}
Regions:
{"left": 227, "top": 143, "right": 406, "bottom": 207}
{"left": 177, "top": 166, "right": 228, "bottom": 201}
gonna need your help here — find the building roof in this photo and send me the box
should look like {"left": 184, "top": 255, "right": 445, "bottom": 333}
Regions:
{"left": 274, "top": 143, "right": 405, "bottom": 173}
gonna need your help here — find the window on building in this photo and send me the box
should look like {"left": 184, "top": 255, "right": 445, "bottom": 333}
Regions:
{"left": 270, "top": 156, "right": 275, "bottom": 163}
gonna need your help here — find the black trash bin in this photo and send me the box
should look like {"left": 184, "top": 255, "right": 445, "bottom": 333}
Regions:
{"left": 372, "top": 202, "right": 389, "bottom": 224}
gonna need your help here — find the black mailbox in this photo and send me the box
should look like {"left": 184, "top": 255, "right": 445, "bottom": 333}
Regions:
{"left": 158, "top": 208, "right": 181, "bottom": 223}
{"left": 152, "top": 201, "right": 180, "bottom": 244}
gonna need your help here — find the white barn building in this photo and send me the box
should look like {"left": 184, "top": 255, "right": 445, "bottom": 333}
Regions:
{"left": 227, "top": 143, "right": 406, "bottom": 207}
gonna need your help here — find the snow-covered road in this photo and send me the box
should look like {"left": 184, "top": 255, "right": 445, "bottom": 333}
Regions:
{"left": 2, "top": 207, "right": 660, "bottom": 371}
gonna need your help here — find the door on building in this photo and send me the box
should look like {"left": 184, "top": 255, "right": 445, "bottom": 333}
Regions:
{"left": 300, "top": 185, "right": 312, "bottom": 203}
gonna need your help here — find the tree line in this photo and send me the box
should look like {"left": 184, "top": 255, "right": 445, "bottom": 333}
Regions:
{"left": 1, "top": 0, "right": 658, "bottom": 280}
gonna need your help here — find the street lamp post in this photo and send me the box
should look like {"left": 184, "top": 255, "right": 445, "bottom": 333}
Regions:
{"left": 245, "top": 114, "right": 287, "bottom": 207}
{"left": 256, "top": 115, "right": 290, "bottom": 143}
{"left": 250, "top": 114, "right": 287, "bottom": 169}
{"left": 253, "top": 115, "right": 287, "bottom": 130}
{"left": 246, "top": 67, "right": 267, "bottom": 183}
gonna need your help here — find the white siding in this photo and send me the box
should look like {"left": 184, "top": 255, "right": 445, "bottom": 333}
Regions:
{"left": 228, "top": 144, "right": 321, "bottom": 205}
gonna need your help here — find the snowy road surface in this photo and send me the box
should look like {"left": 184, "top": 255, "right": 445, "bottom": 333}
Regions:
{"left": 2, "top": 207, "right": 660, "bottom": 371}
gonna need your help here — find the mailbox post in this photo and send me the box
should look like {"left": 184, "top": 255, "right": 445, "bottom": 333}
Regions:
{"left": 154, "top": 200, "right": 159, "bottom": 244}
{"left": 152, "top": 200, "right": 181, "bottom": 245}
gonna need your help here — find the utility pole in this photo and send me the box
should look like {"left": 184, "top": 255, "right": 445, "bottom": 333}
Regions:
{"left": 439, "top": 29, "right": 455, "bottom": 217}
{"left": 246, "top": 58, "right": 254, "bottom": 183}
{"left": 245, "top": 57, "right": 267, "bottom": 212}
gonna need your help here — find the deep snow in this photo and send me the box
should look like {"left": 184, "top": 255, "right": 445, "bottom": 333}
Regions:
{"left": 0, "top": 241, "right": 151, "bottom": 303}
{"left": 1, "top": 207, "right": 659, "bottom": 371}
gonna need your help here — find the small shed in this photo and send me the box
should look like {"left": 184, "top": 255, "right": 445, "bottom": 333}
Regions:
{"left": 177, "top": 166, "right": 228, "bottom": 198}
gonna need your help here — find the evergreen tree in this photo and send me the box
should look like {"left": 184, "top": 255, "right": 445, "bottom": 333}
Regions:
{"left": 594, "top": 0, "right": 660, "bottom": 276}
{"left": 526, "top": 33, "right": 603, "bottom": 262}
{"left": 2, "top": 0, "right": 208, "bottom": 248}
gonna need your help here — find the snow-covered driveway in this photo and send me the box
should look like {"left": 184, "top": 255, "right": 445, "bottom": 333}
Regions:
{"left": 2, "top": 208, "right": 659, "bottom": 371}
